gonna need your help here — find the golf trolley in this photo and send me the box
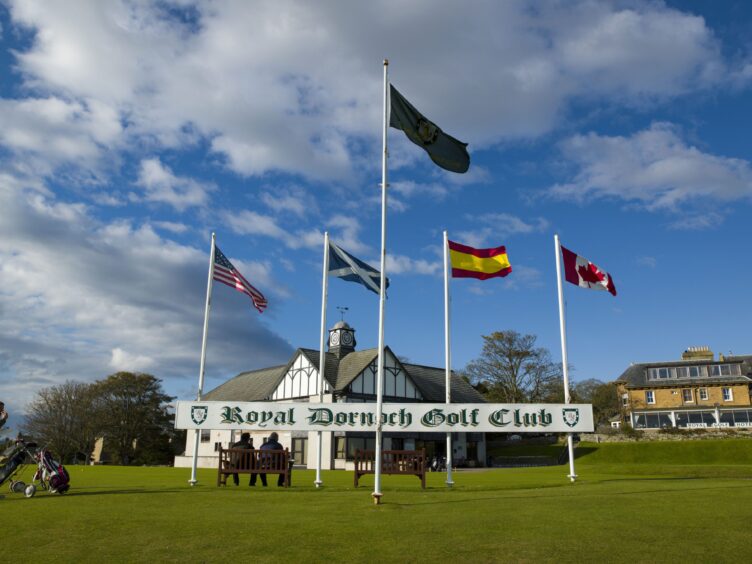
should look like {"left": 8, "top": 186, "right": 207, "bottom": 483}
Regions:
{"left": 0, "top": 439, "right": 38, "bottom": 497}
{"left": 0, "top": 439, "right": 70, "bottom": 498}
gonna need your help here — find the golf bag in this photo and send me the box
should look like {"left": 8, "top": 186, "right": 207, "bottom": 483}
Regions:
{"left": 33, "top": 447, "right": 70, "bottom": 494}
{"left": 0, "top": 439, "right": 39, "bottom": 497}
{"left": 0, "top": 442, "right": 29, "bottom": 486}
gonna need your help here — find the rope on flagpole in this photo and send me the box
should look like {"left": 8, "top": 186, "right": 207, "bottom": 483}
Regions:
{"left": 554, "top": 234, "right": 577, "bottom": 482}
{"left": 373, "top": 58, "right": 389, "bottom": 504}
{"left": 190, "top": 232, "right": 216, "bottom": 486}
{"left": 315, "top": 232, "right": 329, "bottom": 488}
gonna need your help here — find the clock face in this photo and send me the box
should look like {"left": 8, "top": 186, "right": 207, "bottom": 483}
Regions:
{"left": 330, "top": 331, "right": 340, "bottom": 346}
{"left": 341, "top": 331, "right": 353, "bottom": 346}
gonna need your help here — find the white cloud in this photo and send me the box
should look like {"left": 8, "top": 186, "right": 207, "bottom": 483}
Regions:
{"left": 152, "top": 220, "right": 189, "bottom": 234}
{"left": 0, "top": 97, "right": 122, "bottom": 177}
{"left": 635, "top": 256, "right": 657, "bottom": 268}
{"left": 3, "top": 0, "right": 744, "bottom": 182}
{"left": 260, "top": 189, "right": 310, "bottom": 217}
{"left": 668, "top": 210, "right": 726, "bottom": 231}
{"left": 110, "top": 347, "right": 154, "bottom": 371}
{"left": 549, "top": 123, "right": 752, "bottom": 211}
{"left": 386, "top": 254, "right": 441, "bottom": 276}
{"left": 135, "top": 158, "right": 214, "bottom": 211}
{"left": 0, "top": 177, "right": 292, "bottom": 411}
{"left": 223, "top": 209, "right": 322, "bottom": 250}
{"left": 454, "top": 213, "right": 549, "bottom": 247}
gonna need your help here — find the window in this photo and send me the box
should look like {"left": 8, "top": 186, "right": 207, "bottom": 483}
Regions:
{"left": 689, "top": 366, "right": 700, "bottom": 377}
{"left": 722, "top": 388, "right": 733, "bottom": 401}
{"left": 645, "top": 391, "right": 655, "bottom": 404}
{"left": 622, "top": 396, "right": 629, "bottom": 407}
{"left": 676, "top": 367, "right": 688, "bottom": 378}
{"left": 733, "top": 410, "right": 750, "bottom": 424}
{"left": 658, "top": 368, "right": 670, "bottom": 379}
{"left": 291, "top": 438, "right": 307, "bottom": 465}
{"left": 214, "top": 442, "right": 222, "bottom": 452}
{"left": 682, "top": 389, "right": 694, "bottom": 403}
{"left": 649, "top": 368, "right": 658, "bottom": 380}
{"left": 200, "top": 429, "right": 210, "bottom": 443}
{"left": 334, "top": 437, "right": 346, "bottom": 459}
{"left": 334, "top": 436, "right": 375, "bottom": 460}
{"left": 699, "top": 388, "right": 708, "bottom": 401}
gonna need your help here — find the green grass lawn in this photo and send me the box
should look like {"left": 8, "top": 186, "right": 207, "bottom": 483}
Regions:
{"left": 3, "top": 439, "right": 752, "bottom": 562}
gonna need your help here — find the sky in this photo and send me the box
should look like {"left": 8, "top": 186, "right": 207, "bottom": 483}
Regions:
{"left": 1, "top": 0, "right": 751, "bottom": 429}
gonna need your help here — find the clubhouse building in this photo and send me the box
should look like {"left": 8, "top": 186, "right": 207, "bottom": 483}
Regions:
{"left": 615, "top": 347, "right": 752, "bottom": 430}
{"left": 174, "top": 321, "right": 487, "bottom": 469}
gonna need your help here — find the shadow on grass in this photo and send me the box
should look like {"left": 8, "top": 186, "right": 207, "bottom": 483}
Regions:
{"left": 3, "top": 486, "right": 189, "bottom": 502}
{"left": 384, "top": 477, "right": 752, "bottom": 508}
{"left": 573, "top": 447, "right": 598, "bottom": 459}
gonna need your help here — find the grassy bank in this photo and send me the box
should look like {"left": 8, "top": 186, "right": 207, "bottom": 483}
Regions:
{"left": 3, "top": 441, "right": 752, "bottom": 562}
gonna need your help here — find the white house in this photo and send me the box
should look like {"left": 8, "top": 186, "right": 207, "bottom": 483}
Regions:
{"left": 174, "top": 321, "right": 487, "bottom": 470}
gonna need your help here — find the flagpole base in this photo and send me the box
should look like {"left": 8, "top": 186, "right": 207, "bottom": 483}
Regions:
{"left": 372, "top": 492, "right": 383, "bottom": 505}
{"left": 568, "top": 474, "right": 578, "bottom": 483}
{"left": 445, "top": 480, "right": 454, "bottom": 488}
{"left": 188, "top": 479, "right": 197, "bottom": 487}
{"left": 314, "top": 480, "right": 323, "bottom": 488}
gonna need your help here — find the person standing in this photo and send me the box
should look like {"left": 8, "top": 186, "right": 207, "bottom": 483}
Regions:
{"left": 230, "top": 432, "right": 254, "bottom": 486}
{"left": 251, "top": 432, "right": 285, "bottom": 487}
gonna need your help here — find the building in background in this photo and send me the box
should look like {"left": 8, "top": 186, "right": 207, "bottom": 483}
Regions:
{"left": 174, "top": 321, "right": 486, "bottom": 469}
{"left": 615, "top": 347, "right": 752, "bottom": 430}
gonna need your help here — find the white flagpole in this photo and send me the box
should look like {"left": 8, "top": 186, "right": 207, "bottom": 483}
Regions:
{"left": 554, "top": 233, "right": 577, "bottom": 482}
{"left": 373, "top": 58, "right": 389, "bottom": 504}
{"left": 189, "top": 232, "right": 216, "bottom": 486}
{"left": 443, "top": 231, "right": 454, "bottom": 487}
{"left": 315, "top": 231, "right": 330, "bottom": 488}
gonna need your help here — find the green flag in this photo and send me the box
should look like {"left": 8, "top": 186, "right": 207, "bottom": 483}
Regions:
{"left": 389, "top": 84, "right": 470, "bottom": 173}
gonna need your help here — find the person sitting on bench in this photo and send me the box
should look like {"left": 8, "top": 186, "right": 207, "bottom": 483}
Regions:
{"left": 230, "top": 432, "right": 254, "bottom": 486}
{"left": 251, "top": 432, "right": 285, "bottom": 487}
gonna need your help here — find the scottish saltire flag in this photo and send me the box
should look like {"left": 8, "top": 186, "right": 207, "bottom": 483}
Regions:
{"left": 328, "top": 242, "right": 388, "bottom": 295}
{"left": 561, "top": 245, "right": 617, "bottom": 296}
{"left": 390, "top": 84, "right": 470, "bottom": 173}
{"left": 213, "top": 246, "right": 268, "bottom": 312}
{"left": 448, "top": 240, "right": 512, "bottom": 280}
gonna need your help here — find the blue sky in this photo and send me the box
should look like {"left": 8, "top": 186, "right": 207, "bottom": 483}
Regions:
{"left": 1, "top": 1, "right": 751, "bottom": 426}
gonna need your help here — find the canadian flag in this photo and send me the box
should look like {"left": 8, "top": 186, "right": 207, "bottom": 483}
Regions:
{"left": 561, "top": 245, "right": 617, "bottom": 296}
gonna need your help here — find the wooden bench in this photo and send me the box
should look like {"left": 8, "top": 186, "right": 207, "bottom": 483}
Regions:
{"left": 354, "top": 449, "right": 426, "bottom": 489}
{"left": 217, "top": 447, "right": 291, "bottom": 487}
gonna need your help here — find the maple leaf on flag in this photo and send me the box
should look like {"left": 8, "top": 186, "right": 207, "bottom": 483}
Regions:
{"left": 562, "top": 245, "right": 616, "bottom": 296}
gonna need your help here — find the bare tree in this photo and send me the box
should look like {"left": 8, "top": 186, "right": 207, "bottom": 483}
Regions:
{"left": 464, "top": 330, "right": 563, "bottom": 403}
{"left": 23, "top": 380, "right": 101, "bottom": 463}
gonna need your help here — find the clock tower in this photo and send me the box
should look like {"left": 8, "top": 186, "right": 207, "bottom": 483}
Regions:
{"left": 328, "top": 321, "right": 356, "bottom": 358}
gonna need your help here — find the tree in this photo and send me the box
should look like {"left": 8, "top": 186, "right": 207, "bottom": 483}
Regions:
{"left": 94, "top": 372, "right": 174, "bottom": 465}
{"left": 573, "top": 378, "right": 620, "bottom": 426}
{"left": 23, "top": 380, "right": 101, "bottom": 463}
{"left": 464, "top": 330, "right": 563, "bottom": 403}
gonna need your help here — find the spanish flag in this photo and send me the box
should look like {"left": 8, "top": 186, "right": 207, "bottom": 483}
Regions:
{"left": 448, "top": 240, "right": 512, "bottom": 280}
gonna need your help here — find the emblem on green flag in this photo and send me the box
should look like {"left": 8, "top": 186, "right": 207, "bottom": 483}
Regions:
{"left": 389, "top": 84, "right": 470, "bottom": 173}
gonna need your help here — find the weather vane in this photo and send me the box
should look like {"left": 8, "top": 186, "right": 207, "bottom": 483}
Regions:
{"left": 336, "top": 306, "right": 349, "bottom": 322}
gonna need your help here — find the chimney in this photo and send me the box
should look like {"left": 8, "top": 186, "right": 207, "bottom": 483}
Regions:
{"left": 681, "top": 346, "right": 714, "bottom": 361}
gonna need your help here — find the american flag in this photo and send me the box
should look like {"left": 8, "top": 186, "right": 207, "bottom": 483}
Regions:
{"left": 213, "top": 246, "right": 268, "bottom": 312}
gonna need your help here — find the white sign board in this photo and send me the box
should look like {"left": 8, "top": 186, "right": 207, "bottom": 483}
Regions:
{"left": 175, "top": 401, "right": 594, "bottom": 433}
